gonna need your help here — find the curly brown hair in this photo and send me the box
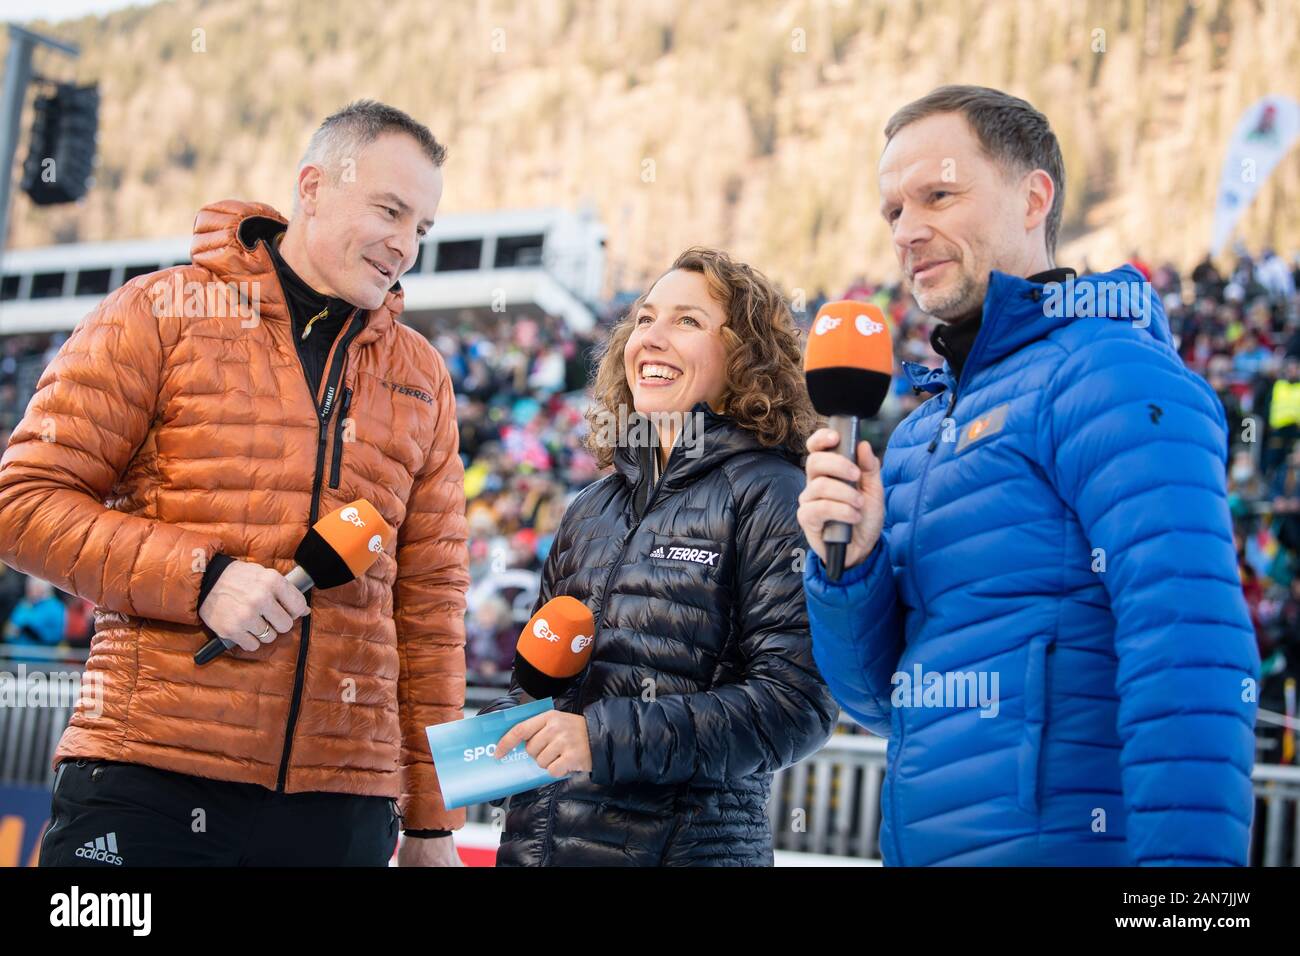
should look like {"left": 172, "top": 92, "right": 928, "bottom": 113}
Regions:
{"left": 584, "top": 246, "right": 817, "bottom": 469}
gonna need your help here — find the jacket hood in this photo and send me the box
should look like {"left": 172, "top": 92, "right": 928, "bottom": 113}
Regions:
{"left": 903, "top": 264, "right": 1173, "bottom": 394}
{"left": 189, "top": 199, "right": 403, "bottom": 349}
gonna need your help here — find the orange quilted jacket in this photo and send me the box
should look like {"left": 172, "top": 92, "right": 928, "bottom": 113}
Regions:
{"left": 0, "top": 200, "right": 469, "bottom": 830}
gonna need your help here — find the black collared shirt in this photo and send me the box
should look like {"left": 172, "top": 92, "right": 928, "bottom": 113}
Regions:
{"left": 930, "top": 267, "right": 1076, "bottom": 382}
{"left": 268, "top": 233, "right": 358, "bottom": 403}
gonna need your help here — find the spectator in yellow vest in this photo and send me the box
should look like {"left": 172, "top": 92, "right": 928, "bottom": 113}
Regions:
{"left": 1268, "top": 357, "right": 1300, "bottom": 474}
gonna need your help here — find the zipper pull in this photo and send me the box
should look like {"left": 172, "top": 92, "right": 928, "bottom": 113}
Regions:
{"left": 927, "top": 389, "right": 959, "bottom": 454}
{"left": 301, "top": 306, "right": 328, "bottom": 340}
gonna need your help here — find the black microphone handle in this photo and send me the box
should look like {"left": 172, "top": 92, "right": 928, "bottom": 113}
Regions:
{"left": 822, "top": 414, "right": 860, "bottom": 582}
{"left": 193, "top": 565, "right": 315, "bottom": 665}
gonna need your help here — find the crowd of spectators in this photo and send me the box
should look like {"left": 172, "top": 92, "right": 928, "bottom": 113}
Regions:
{"left": 3, "top": 250, "right": 1300, "bottom": 759}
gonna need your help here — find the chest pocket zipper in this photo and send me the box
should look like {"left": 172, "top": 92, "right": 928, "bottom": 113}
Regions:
{"left": 328, "top": 386, "right": 353, "bottom": 489}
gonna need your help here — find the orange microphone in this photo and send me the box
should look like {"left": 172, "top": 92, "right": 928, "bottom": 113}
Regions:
{"left": 194, "top": 499, "right": 395, "bottom": 665}
{"left": 512, "top": 596, "right": 596, "bottom": 700}
{"left": 803, "top": 301, "right": 895, "bottom": 581}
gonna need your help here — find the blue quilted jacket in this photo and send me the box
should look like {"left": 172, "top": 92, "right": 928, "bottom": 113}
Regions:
{"left": 805, "top": 266, "right": 1259, "bottom": 866}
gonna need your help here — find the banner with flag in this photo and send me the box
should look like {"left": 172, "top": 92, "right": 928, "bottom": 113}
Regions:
{"left": 1210, "top": 95, "right": 1300, "bottom": 255}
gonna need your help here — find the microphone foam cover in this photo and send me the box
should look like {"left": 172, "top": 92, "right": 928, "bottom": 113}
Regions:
{"left": 804, "top": 301, "right": 895, "bottom": 418}
{"left": 513, "top": 596, "right": 596, "bottom": 700}
{"left": 295, "top": 499, "right": 393, "bottom": 589}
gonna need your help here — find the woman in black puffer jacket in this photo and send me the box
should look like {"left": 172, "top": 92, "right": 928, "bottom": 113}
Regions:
{"left": 482, "top": 247, "right": 838, "bottom": 866}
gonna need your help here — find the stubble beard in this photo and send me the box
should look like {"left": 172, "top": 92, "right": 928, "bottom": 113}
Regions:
{"left": 912, "top": 264, "right": 987, "bottom": 323}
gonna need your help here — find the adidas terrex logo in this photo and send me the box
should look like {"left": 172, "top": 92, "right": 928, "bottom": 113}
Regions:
{"left": 379, "top": 379, "right": 434, "bottom": 405}
{"left": 75, "top": 832, "right": 123, "bottom": 865}
{"left": 649, "top": 544, "right": 719, "bottom": 566}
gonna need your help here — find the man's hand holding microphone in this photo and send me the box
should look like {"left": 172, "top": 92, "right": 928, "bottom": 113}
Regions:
{"left": 798, "top": 428, "right": 886, "bottom": 574}
{"left": 193, "top": 499, "right": 394, "bottom": 664}
{"left": 199, "top": 560, "right": 309, "bottom": 652}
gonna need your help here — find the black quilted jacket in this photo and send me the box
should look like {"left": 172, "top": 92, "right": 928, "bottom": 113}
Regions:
{"left": 485, "top": 404, "right": 838, "bottom": 866}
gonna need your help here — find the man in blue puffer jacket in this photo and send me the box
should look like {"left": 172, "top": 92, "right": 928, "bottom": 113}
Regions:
{"left": 796, "top": 85, "right": 1258, "bottom": 866}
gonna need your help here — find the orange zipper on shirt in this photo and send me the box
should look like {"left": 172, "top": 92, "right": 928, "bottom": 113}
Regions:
{"left": 301, "top": 306, "right": 329, "bottom": 340}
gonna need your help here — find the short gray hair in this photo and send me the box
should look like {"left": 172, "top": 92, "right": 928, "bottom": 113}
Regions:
{"left": 298, "top": 100, "right": 447, "bottom": 194}
{"left": 885, "top": 85, "right": 1065, "bottom": 258}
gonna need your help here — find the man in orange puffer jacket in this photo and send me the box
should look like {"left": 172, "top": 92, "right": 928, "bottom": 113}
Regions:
{"left": 0, "top": 101, "right": 469, "bottom": 866}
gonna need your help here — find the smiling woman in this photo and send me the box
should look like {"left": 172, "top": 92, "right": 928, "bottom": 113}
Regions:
{"left": 479, "top": 246, "right": 836, "bottom": 867}
{"left": 586, "top": 246, "right": 818, "bottom": 470}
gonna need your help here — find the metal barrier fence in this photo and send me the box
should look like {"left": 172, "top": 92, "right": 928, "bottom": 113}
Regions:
{"left": 3, "top": 670, "right": 1297, "bottom": 866}
{"left": 0, "top": 664, "right": 81, "bottom": 787}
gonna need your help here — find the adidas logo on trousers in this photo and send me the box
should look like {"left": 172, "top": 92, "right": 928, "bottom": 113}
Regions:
{"left": 74, "top": 832, "right": 123, "bottom": 865}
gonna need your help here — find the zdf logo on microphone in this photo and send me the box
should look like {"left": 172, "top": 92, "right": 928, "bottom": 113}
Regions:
{"left": 367, "top": 534, "right": 383, "bottom": 554}
{"left": 532, "top": 618, "right": 560, "bottom": 643}
{"left": 570, "top": 634, "right": 592, "bottom": 654}
{"left": 855, "top": 313, "right": 884, "bottom": 336}
{"left": 340, "top": 506, "right": 365, "bottom": 528}
{"left": 814, "top": 315, "right": 841, "bottom": 336}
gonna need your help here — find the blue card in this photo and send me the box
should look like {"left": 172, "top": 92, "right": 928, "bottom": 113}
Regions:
{"left": 425, "top": 697, "right": 561, "bottom": 809}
